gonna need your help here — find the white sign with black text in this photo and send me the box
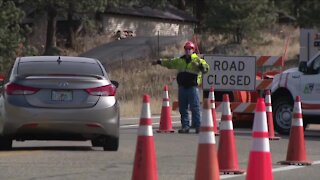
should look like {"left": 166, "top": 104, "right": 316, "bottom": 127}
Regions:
{"left": 202, "top": 55, "right": 256, "bottom": 91}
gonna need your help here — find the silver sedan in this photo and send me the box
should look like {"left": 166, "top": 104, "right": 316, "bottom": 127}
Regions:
{"left": 0, "top": 56, "right": 120, "bottom": 151}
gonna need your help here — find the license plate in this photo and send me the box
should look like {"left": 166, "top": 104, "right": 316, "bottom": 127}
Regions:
{"left": 52, "top": 90, "right": 73, "bottom": 101}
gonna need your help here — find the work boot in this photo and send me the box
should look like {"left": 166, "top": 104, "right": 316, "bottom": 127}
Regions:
{"left": 195, "top": 127, "right": 200, "bottom": 134}
{"left": 190, "top": 124, "right": 196, "bottom": 129}
{"left": 178, "top": 128, "right": 190, "bottom": 134}
{"left": 195, "top": 128, "right": 200, "bottom": 134}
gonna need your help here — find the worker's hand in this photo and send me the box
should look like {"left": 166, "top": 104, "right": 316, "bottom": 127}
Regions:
{"left": 198, "top": 63, "right": 205, "bottom": 71}
{"left": 191, "top": 61, "right": 199, "bottom": 67}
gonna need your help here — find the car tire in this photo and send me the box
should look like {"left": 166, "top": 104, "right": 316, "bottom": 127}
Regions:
{"left": 102, "top": 136, "right": 119, "bottom": 151}
{"left": 92, "top": 135, "right": 119, "bottom": 151}
{"left": 0, "top": 137, "right": 12, "bottom": 150}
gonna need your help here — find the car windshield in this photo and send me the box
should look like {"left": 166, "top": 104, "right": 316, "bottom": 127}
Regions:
{"left": 17, "top": 61, "right": 104, "bottom": 76}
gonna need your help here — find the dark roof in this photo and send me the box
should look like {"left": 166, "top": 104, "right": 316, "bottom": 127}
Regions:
{"left": 105, "top": 5, "right": 198, "bottom": 23}
{"left": 276, "top": 10, "right": 296, "bottom": 24}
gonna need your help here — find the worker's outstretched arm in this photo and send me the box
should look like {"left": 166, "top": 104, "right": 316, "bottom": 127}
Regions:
{"left": 153, "top": 57, "right": 183, "bottom": 69}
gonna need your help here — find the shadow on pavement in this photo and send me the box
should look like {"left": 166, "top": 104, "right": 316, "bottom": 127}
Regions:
{"left": 10, "top": 146, "right": 94, "bottom": 151}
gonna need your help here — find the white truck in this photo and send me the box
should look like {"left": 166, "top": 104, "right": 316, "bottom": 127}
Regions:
{"left": 271, "top": 29, "right": 320, "bottom": 134}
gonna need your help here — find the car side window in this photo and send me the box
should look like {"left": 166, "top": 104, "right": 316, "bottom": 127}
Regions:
{"left": 312, "top": 55, "right": 320, "bottom": 74}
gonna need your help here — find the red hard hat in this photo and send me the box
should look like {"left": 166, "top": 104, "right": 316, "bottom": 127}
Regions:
{"left": 184, "top": 41, "right": 195, "bottom": 50}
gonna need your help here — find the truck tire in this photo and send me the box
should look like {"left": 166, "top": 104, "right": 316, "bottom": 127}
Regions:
{"left": 273, "top": 96, "right": 293, "bottom": 135}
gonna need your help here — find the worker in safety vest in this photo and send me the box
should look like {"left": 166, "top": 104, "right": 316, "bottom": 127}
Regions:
{"left": 152, "top": 41, "right": 210, "bottom": 133}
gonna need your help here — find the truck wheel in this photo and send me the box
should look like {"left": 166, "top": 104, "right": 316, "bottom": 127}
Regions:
{"left": 273, "top": 97, "right": 293, "bottom": 135}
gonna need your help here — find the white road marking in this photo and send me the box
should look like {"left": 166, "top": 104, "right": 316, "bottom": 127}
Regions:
{"left": 121, "top": 115, "right": 179, "bottom": 121}
{"left": 221, "top": 161, "right": 320, "bottom": 179}
{"left": 120, "top": 116, "right": 220, "bottom": 128}
{"left": 121, "top": 116, "right": 179, "bottom": 128}
{"left": 221, "top": 174, "right": 245, "bottom": 179}
{"left": 121, "top": 121, "right": 180, "bottom": 128}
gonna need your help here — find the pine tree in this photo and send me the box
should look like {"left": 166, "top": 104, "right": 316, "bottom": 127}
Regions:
{"left": 205, "top": 0, "right": 276, "bottom": 43}
{"left": 25, "top": 0, "right": 109, "bottom": 54}
{"left": 0, "top": 0, "right": 25, "bottom": 73}
{"left": 298, "top": 0, "right": 320, "bottom": 28}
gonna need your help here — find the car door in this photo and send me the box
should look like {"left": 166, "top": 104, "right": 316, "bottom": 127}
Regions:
{"left": 300, "top": 55, "right": 320, "bottom": 114}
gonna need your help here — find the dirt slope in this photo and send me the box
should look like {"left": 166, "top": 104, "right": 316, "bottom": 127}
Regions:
{"left": 79, "top": 35, "right": 188, "bottom": 65}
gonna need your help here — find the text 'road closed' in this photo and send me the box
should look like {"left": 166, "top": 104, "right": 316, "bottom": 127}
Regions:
{"left": 213, "top": 60, "right": 245, "bottom": 71}
{"left": 207, "top": 74, "right": 251, "bottom": 86}
{"left": 203, "top": 56, "right": 256, "bottom": 91}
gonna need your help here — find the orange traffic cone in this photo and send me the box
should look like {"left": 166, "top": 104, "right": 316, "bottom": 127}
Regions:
{"left": 209, "top": 86, "right": 219, "bottom": 136}
{"left": 157, "top": 85, "right": 174, "bottom": 133}
{"left": 246, "top": 98, "right": 273, "bottom": 180}
{"left": 265, "top": 90, "right": 280, "bottom": 140}
{"left": 132, "top": 94, "right": 158, "bottom": 180}
{"left": 195, "top": 99, "right": 220, "bottom": 180}
{"left": 278, "top": 96, "right": 312, "bottom": 166}
{"left": 218, "top": 94, "right": 244, "bottom": 174}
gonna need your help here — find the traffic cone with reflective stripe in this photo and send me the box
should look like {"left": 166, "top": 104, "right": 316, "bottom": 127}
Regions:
{"left": 132, "top": 94, "right": 158, "bottom": 180}
{"left": 157, "top": 85, "right": 174, "bottom": 133}
{"left": 246, "top": 98, "right": 273, "bottom": 180}
{"left": 218, "top": 94, "right": 244, "bottom": 174}
{"left": 265, "top": 90, "right": 280, "bottom": 140}
{"left": 209, "top": 86, "right": 219, "bottom": 136}
{"left": 195, "top": 99, "right": 220, "bottom": 180}
{"left": 278, "top": 96, "right": 312, "bottom": 166}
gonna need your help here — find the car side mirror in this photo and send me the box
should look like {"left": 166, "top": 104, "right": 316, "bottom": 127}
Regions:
{"left": 111, "top": 80, "right": 119, "bottom": 88}
{"left": 298, "top": 61, "right": 308, "bottom": 73}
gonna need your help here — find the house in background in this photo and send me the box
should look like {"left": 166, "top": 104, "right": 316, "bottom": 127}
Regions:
{"left": 101, "top": 5, "right": 198, "bottom": 38}
{"left": 22, "top": 5, "right": 198, "bottom": 51}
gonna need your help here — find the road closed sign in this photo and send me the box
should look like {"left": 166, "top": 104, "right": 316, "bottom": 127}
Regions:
{"left": 203, "top": 55, "right": 256, "bottom": 91}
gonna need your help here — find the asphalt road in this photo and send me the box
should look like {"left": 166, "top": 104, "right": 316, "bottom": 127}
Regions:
{"left": 80, "top": 36, "right": 188, "bottom": 65}
{"left": 0, "top": 116, "right": 319, "bottom": 180}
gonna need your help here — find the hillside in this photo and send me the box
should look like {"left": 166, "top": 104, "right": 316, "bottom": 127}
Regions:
{"left": 78, "top": 25, "right": 299, "bottom": 117}
{"left": 79, "top": 36, "right": 189, "bottom": 65}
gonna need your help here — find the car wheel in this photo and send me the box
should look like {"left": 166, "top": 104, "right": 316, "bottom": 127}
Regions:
{"left": 92, "top": 135, "right": 119, "bottom": 151}
{"left": 102, "top": 136, "right": 119, "bottom": 151}
{"left": 0, "top": 137, "right": 12, "bottom": 150}
{"left": 273, "top": 96, "right": 293, "bottom": 135}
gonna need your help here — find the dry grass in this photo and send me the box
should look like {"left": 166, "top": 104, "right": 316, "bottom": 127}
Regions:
{"left": 198, "top": 25, "right": 300, "bottom": 60}
{"left": 119, "top": 97, "right": 180, "bottom": 117}
{"left": 70, "top": 25, "right": 301, "bottom": 117}
{"left": 108, "top": 57, "right": 179, "bottom": 117}
{"left": 248, "top": 26, "right": 300, "bottom": 60}
{"left": 110, "top": 26, "right": 300, "bottom": 117}
{"left": 62, "top": 34, "right": 117, "bottom": 56}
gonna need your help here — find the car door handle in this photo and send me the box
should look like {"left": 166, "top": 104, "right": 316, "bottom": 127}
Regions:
{"left": 292, "top": 75, "right": 300, "bottom": 78}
